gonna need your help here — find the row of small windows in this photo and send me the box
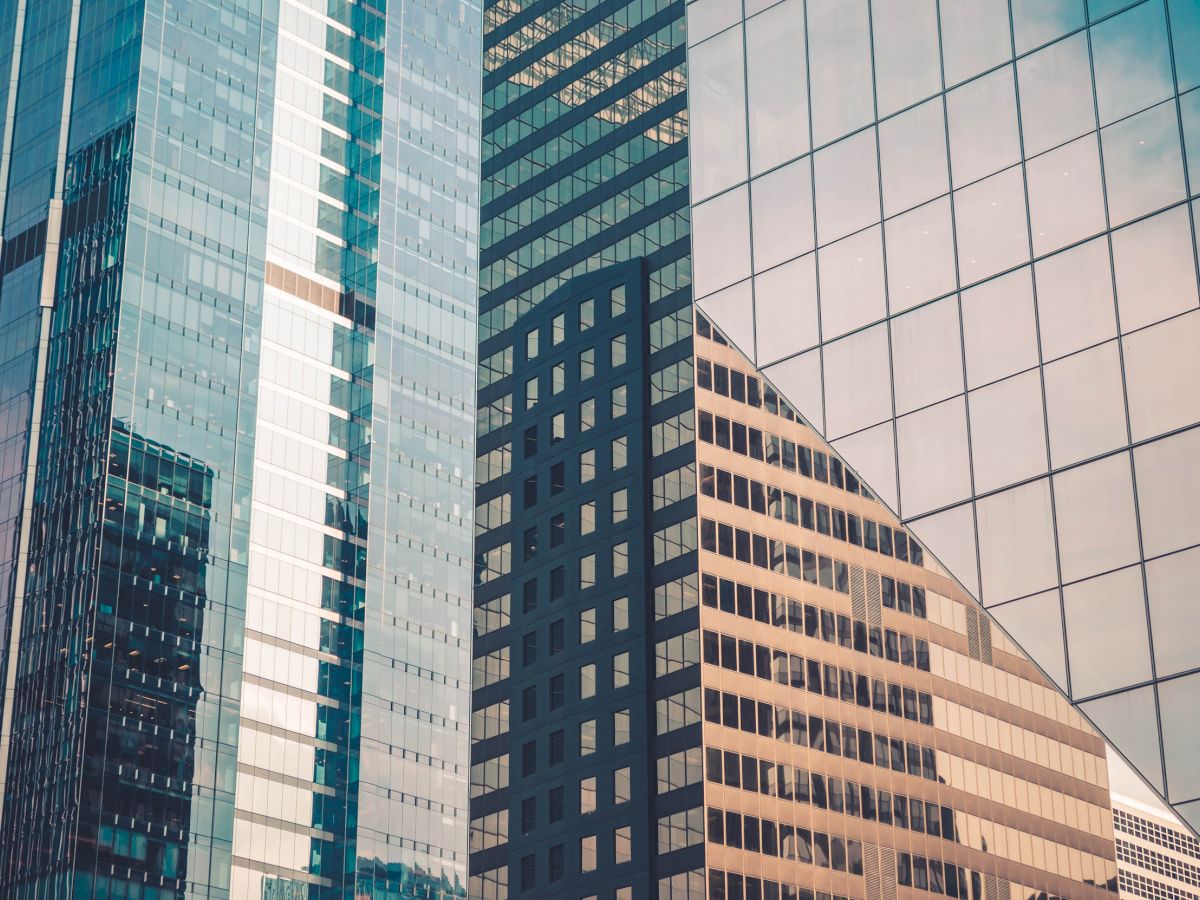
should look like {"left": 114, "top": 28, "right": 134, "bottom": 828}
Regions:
{"left": 522, "top": 334, "right": 627, "bottom": 407}
{"left": 516, "top": 651, "right": 631, "bottom": 721}
{"left": 523, "top": 287, "right": 626, "bottom": 364}
{"left": 520, "top": 435, "right": 628, "bottom": 503}
{"left": 513, "top": 709, "right": 632, "bottom": 779}
{"left": 701, "top": 573, "right": 932, "bottom": 660}
{"left": 706, "top": 806, "right": 865, "bottom": 877}
{"left": 514, "top": 824, "right": 633, "bottom": 891}
{"left": 705, "top": 746, "right": 960, "bottom": 844}
{"left": 699, "top": 515, "right": 929, "bottom": 620}
{"left": 706, "top": 868, "right": 855, "bottom": 900}
{"left": 700, "top": 627, "right": 935, "bottom": 727}
{"left": 514, "top": 767, "right": 632, "bottom": 837}
{"left": 699, "top": 456, "right": 921, "bottom": 568}
{"left": 897, "top": 851, "right": 979, "bottom": 898}
{"left": 704, "top": 686, "right": 940, "bottom": 783}
{"left": 697, "top": 407, "right": 922, "bottom": 568}
{"left": 1114, "top": 807, "right": 1200, "bottom": 861}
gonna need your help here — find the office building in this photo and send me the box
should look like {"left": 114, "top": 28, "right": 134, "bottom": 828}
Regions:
{"left": 0, "top": 0, "right": 480, "bottom": 897}
{"left": 1114, "top": 794, "right": 1200, "bottom": 900}
{"left": 472, "top": 5, "right": 1120, "bottom": 898}
{"left": 687, "top": 0, "right": 1200, "bottom": 831}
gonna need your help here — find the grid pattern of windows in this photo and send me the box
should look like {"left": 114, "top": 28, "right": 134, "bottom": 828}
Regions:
{"left": 687, "top": 0, "right": 1200, "bottom": 828}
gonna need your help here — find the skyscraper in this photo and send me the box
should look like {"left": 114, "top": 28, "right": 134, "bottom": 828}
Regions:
{"left": 0, "top": 1, "right": 480, "bottom": 897}
{"left": 472, "top": 3, "right": 1122, "bottom": 899}
{"left": 687, "top": 0, "right": 1200, "bottom": 832}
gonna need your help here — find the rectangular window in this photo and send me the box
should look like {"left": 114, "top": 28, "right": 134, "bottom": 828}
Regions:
{"left": 611, "top": 284, "right": 626, "bottom": 316}
{"left": 580, "top": 297, "right": 595, "bottom": 331}
{"left": 580, "top": 448, "right": 596, "bottom": 483}
{"left": 580, "top": 554, "right": 596, "bottom": 589}
{"left": 552, "top": 312, "right": 565, "bottom": 345}
{"left": 612, "top": 435, "right": 628, "bottom": 469}
{"left": 580, "top": 608, "right": 596, "bottom": 643}
{"left": 580, "top": 663, "right": 597, "bottom": 699}
{"left": 613, "top": 541, "right": 630, "bottom": 577}
{"left": 580, "top": 776, "right": 597, "bottom": 814}
{"left": 612, "top": 488, "right": 629, "bottom": 523}
{"left": 580, "top": 397, "right": 596, "bottom": 431}
{"left": 579, "top": 348, "right": 595, "bottom": 381}
{"left": 526, "top": 328, "right": 539, "bottom": 360}
{"left": 614, "top": 708, "right": 631, "bottom": 745}
{"left": 614, "top": 826, "right": 632, "bottom": 864}
{"left": 580, "top": 719, "right": 597, "bottom": 755}
{"left": 613, "top": 596, "right": 629, "bottom": 632}
{"left": 580, "top": 834, "right": 597, "bottom": 872}
{"left": 525, "top": 376, "right": 538, "bottom": 409}
{"left": 611, "top": 384, "right": 628, "bottom": 418}
{"left": 614, "top": 766, "right": 631, "bottom": 804}
{"left": 580, "top": 501, "right": 596, "bottom": 535}
{"left": 552, "top": 412, "right": 565, "bottom": 443}
{"left": 611, "top": 334, "right": 627, "bottom": 367}
{"left": 552, "top": 361, "right": 565, "bottom": 394}
{"left": 613, "top": 651, "right": 631, "bottom": 688}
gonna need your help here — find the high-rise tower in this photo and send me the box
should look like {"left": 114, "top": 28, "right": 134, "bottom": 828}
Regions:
{"left": 0, "top": 1, "right": 481, "bottom": 897}
{"left": 470, "top": 2, "right": 1123, "bottom": 898}
{"left": 687, "top": 0, "right": 1200, "bottom": 832}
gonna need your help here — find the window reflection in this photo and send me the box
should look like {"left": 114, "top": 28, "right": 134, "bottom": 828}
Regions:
{"left": 1100, "top": 100, "right": 1186, "bottom": 225}
{"left": 807, "top": 0, "right": 874, "bottom": 146}
{"left": 871, "top": 0, "right": 941, "bottom": 117}
{"left": 1091, "top": 0, "right": 1174, "bottom": 125}
{"left": 879, "top": 97, "right": 949, "bottom": 218}
{"left": 817, "top": 227, "right": 886, "bottom": 341}
{"left": 746, "top": 0, "right": 809, "bottom": 173}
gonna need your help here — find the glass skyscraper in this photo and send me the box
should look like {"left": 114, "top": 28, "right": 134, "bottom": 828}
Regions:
{"left": 473, "top": 3, "right": 1124, "bottom": 900}
{"left": 0, "top": 1, "right": 480, "bottom": 898}
{"left": 688, "top": 0, "right": 1200, "bottom": 834}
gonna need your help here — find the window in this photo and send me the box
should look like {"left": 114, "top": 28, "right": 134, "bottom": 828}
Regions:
{"left": 549, "top": 844, "right": 564, "bottom": 882}
{"left": 580, "top": 834, "right": 598, "bottom": 873}
{"left": 552, "top": 313, "right": 565, "bottom": 345}
{"left": 580, "top": 397, "right": 596, "bottom": 431}
{"left": 550, "top": 566, "right": 565, "bottom": 600}
{"left": 612, "top": 435, "right": 628, "bottom": 469}
{"left": 612, "top": 488, "right": 629, "bottom": 523}
{"left": 580, "top": 554, "right": 596, "bottom": 589}
{"left": 552, "top": 412, "right": 565, "bottom": 443}
{"left": 611, "top": 334, "right": 627, "bottom": 367}
{"left": 614, "top": 708, "right": 631, "bottom": 745}
{"left": 526, "top": 328, "right": 539, "bottom": 360}
{"left": 579, "top": 348, "right": 595, "bottom": 381}
{"left": 525, "top": 376, "right": 538, "bottom": 410}
{"left": 580, "top": 608, "right": 596, "bottom": 643}
{"left": 614, "top": 826, "right": 632, "bottom": 864}
{"left": 613, "top": 651, "right": 631, "bottom": 689}
{"left": 550, "top": 462, "right": 565, "bottom": 495}
{"left": 524, "top": 476, "right": 537, "bottom": 508}
{"left": 521, "top": 797, "right": 536, "bottom": 834}
{"left": 549, "top": 729, "right": 564, "bottom": 765}
{"left": 522, "top": 527, "right": 538, "bottom": 561}
{"left": 549, "top": 786, "right": 563, "bottom": 823}
{"left": 552, "top": 362, "right": 565, "bottom": 394}
{"left": 580, "top": 777, "right": 597, "bottom": 814}
{"left": 614, "top": 767, "right": 631, "bottom": 804}
{"left": 549, "top": 674, "right": 564, "bottom": 709}
{"left": 580, "top": 719, "right": 597, "bottom": 755}
{"left": 611, "top": 384, "right": 628, "bottom": 418}
{"left": 549, "top": 619, "right": 564, "bottom": 655}
{"left": 551, "top": 513, "right": 565, "bottom": 547}
{"left": 522, "top": 686, "right": 536, "bottom": 721}
{"left": 611, "top": 284, "right": 626, "bottom": 316}
{"left": 523, "top": 426, "right": 537, "bottom": 458}
{"left": 520, "top": 854, "right": 535, "bottom": 891}
{"left": 613, "top": 596, "right": 629, "bottom": 632}
{"left": 522, "top": 741, "right": 536, "bottom": 776}
{"left": 612, "top": 542, "right": 630, "bottom": 577}
{"left": 580, "top": 297, "right": 595, "bottom": 331}
{"left": 580, "top": 449, "right": 596, "bottom": 483}
{"left": 522, "top": 632, "right": 537, "bottom": 666}
{"left": 580, "top": 663, "right": 597, "bottom": 699}
{"left": 580, "top": 501, "right": 596, "bottom": 535}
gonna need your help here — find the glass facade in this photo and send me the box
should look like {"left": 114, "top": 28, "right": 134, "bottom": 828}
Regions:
{"left": 687, "top": 0, "right": 1200, "bottom": 833}
{"left": 0, "top": 1, "right": 480, "bottom": 898}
